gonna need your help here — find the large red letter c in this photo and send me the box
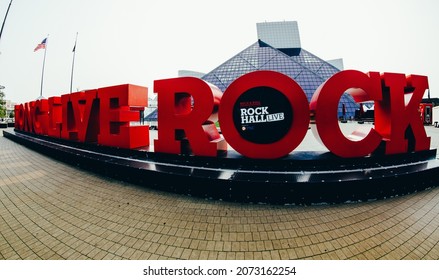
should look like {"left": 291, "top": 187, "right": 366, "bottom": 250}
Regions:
{"left": 310, "top": 70, "right": 383, "bottom": 158}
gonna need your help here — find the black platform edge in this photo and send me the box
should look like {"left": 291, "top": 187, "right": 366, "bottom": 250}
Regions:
{"left": 4, "top": 129, "right": 439, "bottom": 205}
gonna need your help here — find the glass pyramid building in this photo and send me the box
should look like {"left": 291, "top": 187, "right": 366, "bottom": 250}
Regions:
{"left": 146, "top": 21, "right": 359, "bottom": 122}
{"left": 201, "top": 21, "right": 358, "bottom": 118}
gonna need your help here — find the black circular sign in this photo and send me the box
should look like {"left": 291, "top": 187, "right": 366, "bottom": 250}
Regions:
{"left": 232, "top": 86, "right": 293, "bottom": 144}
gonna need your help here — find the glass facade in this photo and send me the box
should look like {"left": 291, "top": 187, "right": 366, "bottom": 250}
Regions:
{"left": 146, "top": 21, "right": 360, "bottom": 121}
{"left": 202, "top": 41, "right": 359, "bottom": 118}
{"left": 256, "top": 21, "right": 301, "bottom": 56}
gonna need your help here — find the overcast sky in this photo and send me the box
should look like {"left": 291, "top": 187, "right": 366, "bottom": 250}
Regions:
{"left": 1, "top": 0, "right": 438, "bottom": 104}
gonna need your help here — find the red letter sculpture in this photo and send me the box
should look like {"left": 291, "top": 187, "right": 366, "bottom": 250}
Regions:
{"left": 98, "top": 84, "right": 149, "bottom": 149}
{"left": 374, "top": 73, "right": 430, "bottom": 154}
{"left": 61, "top": 90, "right": 99, "bottom": 142}
{"left": 14, "top": 104, "right": 25, "bottom": 130}
{"left": 47, "top": 97, "right": 63, "bottom": 138}
{"left": 154, "top": 77, "right": 226, "bottom": 156}
{"left": 33, "top": 99, "right": 49, "bottom": 135}
{"left": 24, "top": 102, "right": 35, "bottom": 133}
{"left": 219, "top": 70, "right": 309, "bottom": 159}
{"left": 310, "top": 70, "right": 383, "bottom": 158}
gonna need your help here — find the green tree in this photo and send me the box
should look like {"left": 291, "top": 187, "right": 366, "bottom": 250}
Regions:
{"left": 0, "top": 88, "right": 6, "bottom": 118}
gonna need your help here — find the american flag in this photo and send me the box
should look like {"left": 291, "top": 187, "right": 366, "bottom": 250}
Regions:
{"left": 34, "top": 38, "right": 47, "bottom": 52}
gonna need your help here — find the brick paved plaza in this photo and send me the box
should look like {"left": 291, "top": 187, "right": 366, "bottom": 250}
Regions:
{"left": 1, "top": 125, "right": 439, "bottom": 260}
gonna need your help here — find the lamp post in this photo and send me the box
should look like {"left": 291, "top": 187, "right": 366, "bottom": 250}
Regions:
{"left": 0, "top": 0, "right": 13, "bottom": 45}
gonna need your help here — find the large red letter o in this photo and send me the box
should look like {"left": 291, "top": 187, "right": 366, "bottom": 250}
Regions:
{"left": 219, "top": 71, "right": 309, "bottom": 159}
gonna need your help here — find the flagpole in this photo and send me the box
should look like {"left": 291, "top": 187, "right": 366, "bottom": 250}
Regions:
{"left": 38, "top": 35, "right": 48, "bottom": 100}
{"left": 70, "top": 32, "right": 78, "bottom": 93}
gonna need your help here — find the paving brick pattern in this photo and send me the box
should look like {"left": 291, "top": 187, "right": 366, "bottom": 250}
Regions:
{"left": 1, "top": 128, "right": 439, "bottom": 260}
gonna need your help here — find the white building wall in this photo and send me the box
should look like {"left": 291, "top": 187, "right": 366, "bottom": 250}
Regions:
{"left": 256, "top": 21, "right": 301, "bottom": 49}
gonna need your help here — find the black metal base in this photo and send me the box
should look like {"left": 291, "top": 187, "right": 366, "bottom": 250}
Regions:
{"left": 4, "top": 129, "right": 439, "bottom": 205}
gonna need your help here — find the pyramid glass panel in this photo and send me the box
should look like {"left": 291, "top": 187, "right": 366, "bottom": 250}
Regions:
{"left": 202, "top": 42, "right": 359, "bottom": 118}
